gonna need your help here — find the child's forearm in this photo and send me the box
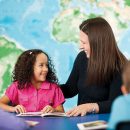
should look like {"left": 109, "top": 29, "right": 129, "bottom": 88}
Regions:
{"left": 0, "top": 102, "right": 14, "bottom": 112}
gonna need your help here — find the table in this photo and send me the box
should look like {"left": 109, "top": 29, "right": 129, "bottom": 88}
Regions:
{"left": 22, "top": 113, "right": 110, "bottom": 130}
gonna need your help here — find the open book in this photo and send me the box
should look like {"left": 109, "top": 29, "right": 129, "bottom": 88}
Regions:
{"left": 17, "top": 112, "right": 67, "bottom": 117}
{"left": 77, "top": 120, "right": 107, "bottom": 130}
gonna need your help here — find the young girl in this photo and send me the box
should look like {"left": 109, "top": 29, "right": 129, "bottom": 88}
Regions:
{"left": 0, "top": 49, "right": 65, "bottom": 113}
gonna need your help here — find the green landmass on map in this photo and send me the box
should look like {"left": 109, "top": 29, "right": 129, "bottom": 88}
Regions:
{"left": 52, "top": 8, "right": 88, "bottom": 43}
{"left": 0, "top": 36, "right": 23, "bottom": 95}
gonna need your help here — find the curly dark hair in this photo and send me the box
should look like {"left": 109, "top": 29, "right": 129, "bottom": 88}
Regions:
{"left": 12, "top": 49, "right": 58, "bottom": 89}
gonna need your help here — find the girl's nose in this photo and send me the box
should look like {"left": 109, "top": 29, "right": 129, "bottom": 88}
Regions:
{"left": 43, "top": 66, "right": 48, "bottom": 71}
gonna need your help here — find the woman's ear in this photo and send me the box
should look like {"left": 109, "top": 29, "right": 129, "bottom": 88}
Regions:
{"left": 121, "top": 85, "right": 128, "bottom": 95}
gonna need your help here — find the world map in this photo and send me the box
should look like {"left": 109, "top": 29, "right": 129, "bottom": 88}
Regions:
{"left": 0, "top": 0, "right": 130, "bottom": 110}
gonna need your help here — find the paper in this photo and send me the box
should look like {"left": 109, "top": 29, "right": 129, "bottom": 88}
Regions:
{"left": 25, "top": 120, "right": 39, "bottom": 126}
{"left": 77, "top": 120, "right": 107, "bottom": 130}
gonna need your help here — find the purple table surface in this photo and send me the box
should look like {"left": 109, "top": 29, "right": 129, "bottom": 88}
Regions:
{"left": 21, "top": 113, "right": 110, "bottom": 130}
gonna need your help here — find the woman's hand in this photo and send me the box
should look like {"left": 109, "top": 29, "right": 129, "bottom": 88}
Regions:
{"left": 41, "top": 105, "right": 55, "bottom": 113}
{"left": 66, "top": 103, "right": 99, "bottom": 117}
{"left": 13, "top": 105, "right": 26, "bottom": 113}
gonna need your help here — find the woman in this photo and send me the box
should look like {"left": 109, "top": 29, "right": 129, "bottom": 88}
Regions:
{"left": 61, "top": 17, "right": 127, "bottom": 116}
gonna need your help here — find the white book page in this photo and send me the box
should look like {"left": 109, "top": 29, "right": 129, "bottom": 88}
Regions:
{"left": 17, "top": 112, "right": 43, "bottom": 116}
{"left": 17, "top": 112, "right": 67, "bottom": 117}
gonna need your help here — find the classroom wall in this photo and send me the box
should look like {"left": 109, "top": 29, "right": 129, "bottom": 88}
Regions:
{"left": 0, "top": 0, "right": 130, "bottom": 111}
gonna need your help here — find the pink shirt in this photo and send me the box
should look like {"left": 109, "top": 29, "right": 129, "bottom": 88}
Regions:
{"left": 5, "top": 81, "right": 65, "bottom": 112}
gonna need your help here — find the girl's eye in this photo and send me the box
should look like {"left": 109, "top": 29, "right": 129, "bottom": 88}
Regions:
{"left": 39, "top": 64, "right": 48, "bottom": 67}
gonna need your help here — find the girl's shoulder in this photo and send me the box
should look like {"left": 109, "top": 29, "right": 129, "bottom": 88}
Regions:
{"left": 6, "top": 81, "right": 19, "bottom": 94}
{"left": 50, "top": 82, "right": 59, "bottom": 88}
{"left": 8, "top": 81, "right": 18, "bottom": 89}
{"left": 43, "top": 81, "right": 59, "bottom": 89}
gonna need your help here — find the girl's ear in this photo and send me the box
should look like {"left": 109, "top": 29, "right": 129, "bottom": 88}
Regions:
{"left": 121, "top": 85, "right": 128, "bottom": 95}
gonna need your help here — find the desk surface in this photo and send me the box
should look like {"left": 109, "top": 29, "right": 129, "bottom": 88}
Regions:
{"left": 22, "top": 113, "right": 110, "bottom": 130}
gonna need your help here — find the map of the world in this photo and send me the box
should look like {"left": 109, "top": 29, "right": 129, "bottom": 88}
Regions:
{"left": 0, "top": 0, "right": 130, "bottom": 110}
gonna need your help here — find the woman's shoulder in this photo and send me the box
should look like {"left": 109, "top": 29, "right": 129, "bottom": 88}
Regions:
{"left": 77, "top": 51, "right": 86, "bottom": 58}
{"left": 112, "top": 71, "right": 122, "bottom": 81}
{"left": 75, "top": 51, "right": 88, "bottom": 62}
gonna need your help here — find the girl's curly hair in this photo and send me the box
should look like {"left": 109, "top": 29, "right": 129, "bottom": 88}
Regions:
{"left": 12, "top": 49, "right": 58, "bottom": 89}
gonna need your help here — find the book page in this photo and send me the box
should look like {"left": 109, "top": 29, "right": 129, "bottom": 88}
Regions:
{"left": 17, "top": 112, "right": 43, "bottom": 117}
{"left": 41, "top": 112, "right": 67, "bottom": 117}
{"left": 17, "top": 112, "right": 67, "bottom": 117}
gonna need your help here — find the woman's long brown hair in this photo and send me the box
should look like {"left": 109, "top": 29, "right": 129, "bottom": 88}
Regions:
{"left": 80, "top": 17, "right": 127, "bottom": 86}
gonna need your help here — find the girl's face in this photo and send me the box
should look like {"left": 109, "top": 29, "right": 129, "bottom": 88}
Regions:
{"left": 33, "top": 53, "right": 48, "bottom": 83}
{"left": 79, "top": 31, "right": 91, "bottom": 58}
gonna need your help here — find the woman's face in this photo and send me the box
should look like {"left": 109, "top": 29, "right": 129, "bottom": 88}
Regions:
{"left": 79, "top": 31, "right": 91, "bottom": 58}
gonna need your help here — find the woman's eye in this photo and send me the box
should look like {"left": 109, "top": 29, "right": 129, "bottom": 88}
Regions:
{"left": 39, "top": 64, "right": 43, "bottom": 67}
{"left": 82, "top": 41, "right": 86, "bottom": 44}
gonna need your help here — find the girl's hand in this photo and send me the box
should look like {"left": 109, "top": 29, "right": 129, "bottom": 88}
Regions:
{"left": 41, "top": 105, "right": 55, "bottom": 113}
{"left": 66, "top": 103, "right": 98, "bottom": 117}
{"left": 13, "top": 105, "right": 26, "bottom": 113}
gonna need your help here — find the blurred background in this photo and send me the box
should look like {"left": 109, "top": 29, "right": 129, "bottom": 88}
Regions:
{"left": 0, "top": 0, "right": 130, "bottom": 111}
